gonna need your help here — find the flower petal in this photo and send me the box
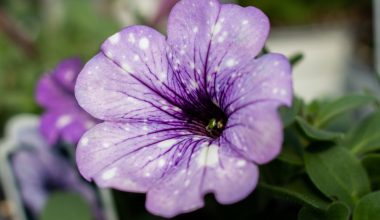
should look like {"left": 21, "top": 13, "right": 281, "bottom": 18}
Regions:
{"left": 36, "top": 74, "right": 75, "bottom": 109}
{"left": 76, "top": 26, "right": 185, "bottom": 122}
{"left": 77, "top": 122, "right": 258, "bottom": 218}
{"left": 220, "top": 53, "right": 293, "bottom": 113}
{"left": 76, "top": 121, "right": 201, "bottom": 192}
{"left": 223, "top": 101, "right": 284, "bottom": 164}
{"left": 167, "top": 0, "right": 269, "bottom": 97}
{"left": 40, "top": 112, "right": 60, "bottom": 145}
{"left": 146, "top": 142, "right": 258, "bottom": 218}
{"left": 206, "top": 54, "right": 292, "bottom": 164}
{"left": 53, "top": 58, "right": 83, "bottom": 92}
{"left": 40, "top": 109, "right": 95, "bottom": 145}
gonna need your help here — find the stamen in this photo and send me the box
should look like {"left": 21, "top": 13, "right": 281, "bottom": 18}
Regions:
{"left": 205, "top": 118, "right": 226, "bottom": 138}
{"left": 180, "top": 97, "right": 227, "bottom": 138}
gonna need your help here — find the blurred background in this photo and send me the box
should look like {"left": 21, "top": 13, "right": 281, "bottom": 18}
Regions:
{"left": 0, "top": 0, "right": 376, "bottom": 219}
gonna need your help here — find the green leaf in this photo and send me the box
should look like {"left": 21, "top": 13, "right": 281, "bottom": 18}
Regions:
{"left": 305, "top": 146, "right": 371, "bottom": 208}
{"left": 278, "top": 144, "right": 304, "bottom": 165}
{"left": 298, "top": 202, "right": 350, "bottom": 220}
{"left": 298, "top": 207, "right": 325, "bottom": 220}
{"left": 353, "top": 191, "right": 380, "bottom": 220}
{"left": 41, "top": 192, "right": 93, "bottom": 220}
{"left": 327, "top": 202, "right": 350, "bottom": 220}
{"left": 296, "top": 117, "right": 343, "bottom": 141}
{"left": 314, "top": 94, "right": 376, "bottom": 127}
{"left": 278, "top": 127, "right": 304, "bottom": 165}
{"left": 260, "top": 178, "right": 330, "bottom": 210}
{"left": 289, "top": 53, "right": 304, "bottom": 66}
{"left": 343, "top": 111, "right": 380, "bottom": 155}
{"left": 361, "top": 154, "right": 380, "bottom": 190}
{"left": 306, "top": 99, "right": 322, "bottom": 117}
{"left": 279, "top": 97, "right": 303, "bottom": 127}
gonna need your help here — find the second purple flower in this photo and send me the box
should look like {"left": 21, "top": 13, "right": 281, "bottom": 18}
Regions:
{"left": 36, "top": 58, "right": 99, "bottom": 145}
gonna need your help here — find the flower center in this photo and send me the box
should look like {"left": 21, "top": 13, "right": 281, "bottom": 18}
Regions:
{"left": 181, "top": 99, "right": 228, "bottom": 139}
{"left": 205, "top": 118, "right": 226, "bottom": 138}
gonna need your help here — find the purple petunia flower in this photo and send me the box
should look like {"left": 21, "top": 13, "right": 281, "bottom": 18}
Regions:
{"left": 36, "top": 58, "right": 99, "bottom": 145}
{"left": 0, "top": 115, "right": 103, "bottom": 220}
{"left": 75, "top": 0, "right": 293, "bottom": 217}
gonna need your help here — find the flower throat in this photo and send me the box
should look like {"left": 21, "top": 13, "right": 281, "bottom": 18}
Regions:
{"left": 182, "top": 99, "right": 228, "bottom": 139}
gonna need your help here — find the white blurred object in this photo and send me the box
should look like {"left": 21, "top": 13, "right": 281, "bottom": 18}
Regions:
{"left": 113, "top": 0, "right": 160, "bottom": 26}
{"left": 267, "top": 26, "right": 353, "bottom": 102}
{"left": 41, "top": 0, "right": 64, "bottom": 30}
{"left": 112, "top": 0, "right": 235, "bottom": 27}
{"left": 113, "top": 0, "right": 178, "bottom": 27}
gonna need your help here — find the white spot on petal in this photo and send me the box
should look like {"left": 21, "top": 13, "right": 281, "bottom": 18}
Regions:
{"left": 56, "top": 115, "right": 72, "bottom": 128}
{"left": 102, "top": 167, "right": 117, "bottom": 180}
{"left": 139, "top": 37, "right": 150, "bottom": 50}
{"left": 158, "top": 158, "right": 166, "bottom": 167}
{"left": 122, "top": 62, "right": 133, "bottom": 73}
{"left": 109, "top": 33, "right": 121, "bottom": 45}
{"left": 189, "top": 80, "right": 199, "bottom": 90}
{"left": 128, "top": 33, "right": 136, "bottom": 43}
{"left": 236, "top": 159, "right": 247, "bottom": 167}
{"left": 217, "top": 36, "right": 225, "bottom": 43}
{"left": 213, "top": 23, "right": 222, "bottom": 35}
{"left": 133, "top": 54, "right": 140, "bottom": 61}
{"left": 189, "top": 62, "right": 195, "bottom": 70}
{"left": 126, "top": 96, "right": 136, "bottom": 103}
{"left": 226, "top": 58, "right": 237, "bottom": 68}
{"left": 157, "top": 139, "right": 177, "bottom": 149}
{"left": 105, "top": 51, "right": 113, "bottom": 59}
{"left": 173, "top": 106, "right": 182, "bottom": 112}
{"left": 197, "top": 144, "right": 219, "bottom": 167}
{"left": 158, "top": 71, "right": 166, "bottom": 82}
{"left": 80, "top": 137, "right": 89, "bottom": 146}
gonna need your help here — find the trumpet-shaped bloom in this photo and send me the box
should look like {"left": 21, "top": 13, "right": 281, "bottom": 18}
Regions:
{"left": 75, "top": 0, "right": 293, "bottom": 217}
{"left": 36, "top": 58, "right": 98, "bottom": 145}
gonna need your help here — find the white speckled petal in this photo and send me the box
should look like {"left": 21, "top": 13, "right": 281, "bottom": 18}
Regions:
{"left": 221, "top": 53, "right": 293, "bottom": 112}
{"left": 75, "top": 50, "right": 181, "bottom": 122}
{"left": 76, "top": 25, "right": 197, "bottom": 123}
{"left": 76, "top": 121, "right": 202, "bottom": 192}
{"left": 167, "top": 0, "right": 269, "bottom": 99}
{"left": 77, "top": 121, "right": 259, "bottom": 218}
{"left": 146, "top": 142, "right": 258, "bottom": 218}
{"left": 212, "top": 54, "right": 292, "bottom": 164}
{"left": 223, "top": 101, "right": 284, "bottom": 164}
